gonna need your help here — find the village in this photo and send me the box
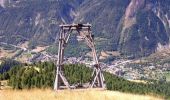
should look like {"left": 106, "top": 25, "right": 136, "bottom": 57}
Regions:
{"left": 1, "top": 40, "right": 170, "bottom": 83}
{"left": 22, "top": 50, "right": 170, "bottom": 82}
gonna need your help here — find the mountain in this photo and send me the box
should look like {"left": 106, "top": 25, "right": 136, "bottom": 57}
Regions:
{"left": 118, "top": 0, "right": 170, "bottom": 57}
{"left": 0, "top": 0, "right": 81, "bottom": 46}
{"left": 0, "top": 0, "right": 170, "bottom": 57}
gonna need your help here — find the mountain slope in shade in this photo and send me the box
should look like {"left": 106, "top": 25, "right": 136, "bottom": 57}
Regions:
{"left": 0, "top": 0, "right": 80, "bottom": 46}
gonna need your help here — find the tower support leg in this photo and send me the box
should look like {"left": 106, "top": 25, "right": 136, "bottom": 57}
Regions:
{"left": 54, "top": 24, "right": 105, "bottom": 90}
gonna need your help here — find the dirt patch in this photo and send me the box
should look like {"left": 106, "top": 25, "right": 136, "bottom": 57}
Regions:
{"left": 32, "top": 46, "right": 48, "bottom": 53}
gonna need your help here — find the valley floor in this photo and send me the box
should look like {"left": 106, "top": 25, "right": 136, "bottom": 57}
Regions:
{"left": 0, "top": 89, "right": 163, "bottom": 100}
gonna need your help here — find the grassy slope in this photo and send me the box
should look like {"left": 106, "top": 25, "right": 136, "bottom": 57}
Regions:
{"left": 0, "top": 89, "right": 163, "bottom": 100}
{"left": 164, "top": 72, "right": 170, "bottom": 82}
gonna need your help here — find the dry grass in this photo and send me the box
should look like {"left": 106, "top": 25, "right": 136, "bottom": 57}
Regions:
{"left": 32, "top": 46, "right": 48, "bottom": 53}
{"left": 128, "top": 80, "right": 147, "bottom": 84}
{"left": 18, "top": 41, "right": 29, "bottom": 49}
{"left": 0, "top": 48, "right": 15, "bottom": 58}
{"left": 0, "top": 89, "right": 163, "bottom": 100}
{"left": 101, "top": 51, "right": 110, "bottom": 57}
{"left": 99, "top": 51, "right": 120, "bottom": 60}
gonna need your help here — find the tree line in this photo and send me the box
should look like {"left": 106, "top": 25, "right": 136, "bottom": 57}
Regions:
{"left": 0, "top": 60, "right": 170, "bottom": 99}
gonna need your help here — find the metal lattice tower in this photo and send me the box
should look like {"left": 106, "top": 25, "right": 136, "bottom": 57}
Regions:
{"left": 54, "top": 24, "right": 105, "bottom": 90}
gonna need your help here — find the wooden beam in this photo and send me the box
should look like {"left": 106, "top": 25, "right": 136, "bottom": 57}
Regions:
{"left": 54, "top": 23, "right": 105, "bottom": 90}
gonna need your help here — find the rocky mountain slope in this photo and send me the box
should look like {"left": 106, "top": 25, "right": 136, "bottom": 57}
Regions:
{"left": 0, "top": 0, "right": 170, "bottom": 57}
{"left": 118, "top": 0, "right": 170, "bottom": 57}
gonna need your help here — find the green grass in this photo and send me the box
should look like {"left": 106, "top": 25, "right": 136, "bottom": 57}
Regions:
{"left": 25, "top": 53, "right": 32, "bottom": 58}
{"left": 164, "top": 72, "right": 170, "bottom": 82}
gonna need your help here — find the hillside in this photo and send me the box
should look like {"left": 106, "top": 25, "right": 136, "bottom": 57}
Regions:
{"left": 0, "top": 89, "right": 163, "bottom": 100}
{"left": 0, "top": 0, "right": 170, "bottom": 57}
{"left": 0, "top": 62, "right": 170, "bottom": 99}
